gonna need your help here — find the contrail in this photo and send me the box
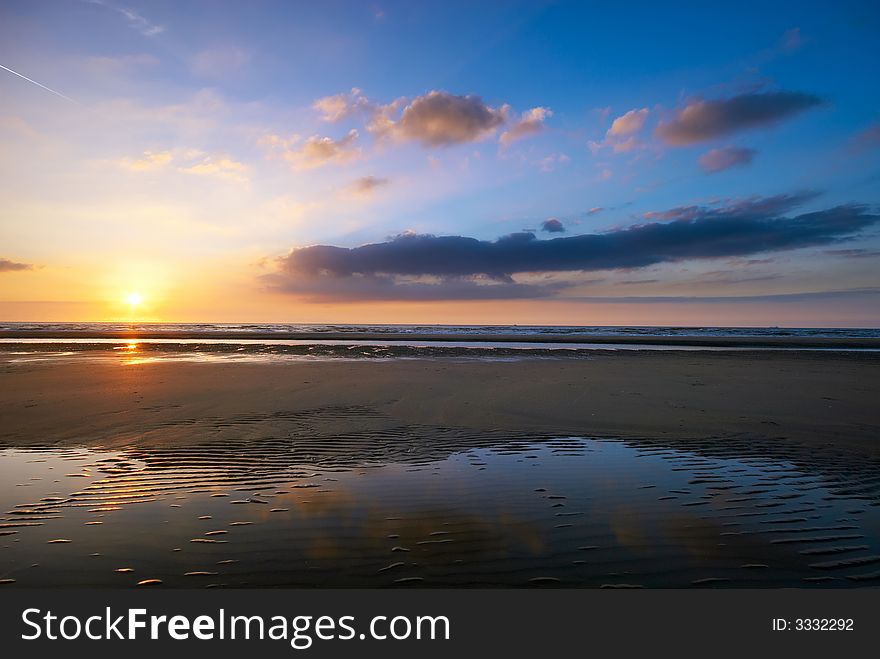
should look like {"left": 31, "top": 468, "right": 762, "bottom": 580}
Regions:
{"left": 0, "top": 63, "right": 80, "bottom": 104}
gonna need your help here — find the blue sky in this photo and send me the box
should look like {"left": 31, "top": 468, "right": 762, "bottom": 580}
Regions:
{"left": 0, "top": 0, "right": 878, "bottom": 324}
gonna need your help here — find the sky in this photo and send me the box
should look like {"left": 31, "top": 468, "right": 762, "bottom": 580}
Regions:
{"left": 1, "top": 0, "right": 879, "bottom": 326}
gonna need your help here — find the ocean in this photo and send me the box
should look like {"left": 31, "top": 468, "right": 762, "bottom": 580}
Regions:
{"left": 2, "top": 322, "right": 879, "bottom": 338}
{"left": 1, "top": 323, "right": 878, "bottom": 363}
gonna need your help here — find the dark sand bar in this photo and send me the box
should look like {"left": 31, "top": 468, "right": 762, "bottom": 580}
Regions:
{"left": 2, "top": 329, "right": 880, "bottom": 349}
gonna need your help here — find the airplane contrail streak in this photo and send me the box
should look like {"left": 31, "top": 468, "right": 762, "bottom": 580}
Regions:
{"left": 0, "top": 63, "right": 80, "bottom": 104}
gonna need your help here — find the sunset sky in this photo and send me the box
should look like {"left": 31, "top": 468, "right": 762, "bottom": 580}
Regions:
{"left": 1, "top": 0, "right": 879, "bottom": 326}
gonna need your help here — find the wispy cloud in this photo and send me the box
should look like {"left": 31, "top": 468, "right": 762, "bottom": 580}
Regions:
{"left": 119, "top": 150, "right": 174, "bottom": 171}
{"left": 538, "top": 152, "right": 570, "bottom": 172}
{"left": 189, "top": 46, "right": 251, "bottom": 79}
{"left": 643, "top": 191, "right": 818, "bottom": 221}
{"left": 347, "top": 175, "right": 390, "bottom": 197}
{"left": 86, "top": 0, "right": 163, "bottom": 37}
{"left": 698, "top": 146, "right": 756, "bottom": 173}
{"left": 264, "top": 271, "right": 556, "bottom": 302}
{"left": 262, "top": 129, "right": 361, "bottom": 170}
{"left": 565, "top": 288, "right": 880, "bottom": 305}
{"left": 779, "top": 27, "right": 807, "bottom": 54}
{"left": 118, "top": 149, "right": 249, "bottom": 183}
{"left": 825, "top": 248, "right": 880, "bottom": 259}
{"left": 179, "top": 155, "right": 249, "bottom": 184}
{"left": 849, "top": 122, "right": 880, "bottom": 152}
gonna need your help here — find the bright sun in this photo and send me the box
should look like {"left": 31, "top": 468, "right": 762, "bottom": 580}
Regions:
{"left": 125, "top": 292, "right": 143, "bottom": 307}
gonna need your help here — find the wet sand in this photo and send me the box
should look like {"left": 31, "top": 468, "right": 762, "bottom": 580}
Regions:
{"left": 1, "top": 351, "right": 878, "bottom": 448}
{"left": 1, "top": 351, "right": 879, "bottom": 587}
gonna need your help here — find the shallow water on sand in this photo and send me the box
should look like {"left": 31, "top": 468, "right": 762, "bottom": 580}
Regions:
{"left": 1, "top": 415, "right": 879, "bottom": 588}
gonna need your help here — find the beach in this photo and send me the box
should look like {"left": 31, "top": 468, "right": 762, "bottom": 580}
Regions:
{"left": 2, "top": 348, "right": 879, "bottom": 448}
{"left": 1, "top": 342, "right": 879, "bottom": 588}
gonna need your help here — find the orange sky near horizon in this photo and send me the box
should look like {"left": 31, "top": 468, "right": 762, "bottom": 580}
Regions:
{"left": 1, "top": 293, "right": 876, "bottom": 328}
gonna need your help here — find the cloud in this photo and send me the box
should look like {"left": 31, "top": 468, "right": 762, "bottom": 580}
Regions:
{"left": 593, "top": 108, "right": 649, "bottom": 153}
{"left": 87, "top": 1, "right": 164, "bottom": 37}
{"left": 643, "top": 191, "right": 818, "bottom": 221}
{"left": 117, "top": 149, "right": 249, "bottom": 182}
{"left": 264, "top": 272, "right": 554, "bottom": 302}
{"left": 0, "top": 258, "right": 33, "bottom": 273}
{"left": 190, "top": 46, "right": 251, "bottom": 79}
{"left": 313, "top": 88, "right": 372, "bottom": 122}
{"left": 618, "top": 278, "right": 660, "bottom": 285}
{"left": 78, "top": 53, "right": 160, "bottom": 77}
{"left": 348, "top": 175, "right": 390, "bottom": 197}
{"left": 281, "top": 205, "right": 877, "bottom": 279}
{"left": 825, "top": 248, "right": 880, "bottom": 259}
{"left": 698, "top": 146, "right": 756, "bottom": 173}
{"left": 370, "top": 91, "right": 507, "bottom": 146}
{"left": 538, "top": 152, "right": 570, "bottom": 172}
{"left": 779, "top": 27, "right": 806, "bottom": 54}
{"left": 263, "top": 129, "right": 360, "bottom": 169}
{"left": 310, "top": 88, "right": 551, "bottom": 149}
{"left": 612, "top": 136, "right": 641, "bottom": 153}
{"left": 565, "top": 288, "right": 880, "bottom": 305}
{"left": 655, "top": 91, "right": 824, "bottom": 145}
{"left": 541, "top": 218, "right": 566, "bottom": 233}
{"left": 850, "top": 123, "right": 880, "bottom": 152}
{"left": 179, "top": 155, "right": 249, "bottom": 183}
{"left": 268, "top": 196, "right": 879, "bottom": 300}
{"left": 499, "top": 107, "right": 552, "bottom": 146}
{"left": 606, "top": 108, "right": 649, "bottom": 138}
{"left": 119, "top": 150, "right": 174, "bottom": 171}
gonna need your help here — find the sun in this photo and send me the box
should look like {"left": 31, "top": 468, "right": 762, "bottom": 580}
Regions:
{"left": 124, "top": 292, "right": 143, "bottom": 307}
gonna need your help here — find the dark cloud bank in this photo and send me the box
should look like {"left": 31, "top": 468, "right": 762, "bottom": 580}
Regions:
{"left": 269, "top": 196, "right": 879, "bottom": 301}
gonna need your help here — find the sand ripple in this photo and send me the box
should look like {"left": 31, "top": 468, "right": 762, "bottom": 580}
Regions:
{"left": 1, "top": 405, "right": 879, "bottom": 587}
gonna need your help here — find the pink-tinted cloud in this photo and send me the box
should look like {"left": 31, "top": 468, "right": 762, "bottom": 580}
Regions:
{"left": 263, "top": 129, "right": 360, "bottom": 169}
{"left": 698, "top": 146, "right": 756, "bottom": 173}
{"left": 370, "top": 91, "right": 507, "bottom": 146}
{"left": 606, "top": 108, "right": 648, "bottom": 138}
{"left": 0, "top": 258, "right": 34, "bottom": 272}
{"left": 313, "top": 88, "right": 372, "bottom": 122}
{"left": 656, "top": 91, "right": 823, "bottom": 145}
{"left": 348, "top": 175, "right": 390, "bottom": 197}
{"left": 500, "top": 107, "right": 552, "bottom": 146}
{"left": 850, "top": 123, "right": 880, "bottom": 152}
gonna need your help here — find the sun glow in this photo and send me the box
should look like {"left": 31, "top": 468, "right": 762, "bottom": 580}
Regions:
{"left": 125, "top": 292, "right": 144, "bottom": 307}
